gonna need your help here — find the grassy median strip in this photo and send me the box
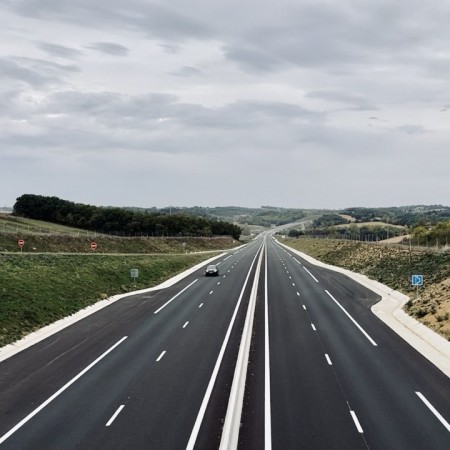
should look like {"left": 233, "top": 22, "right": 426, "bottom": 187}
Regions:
{"left": 0, "top": 253, "right": 213, "bottom": 347}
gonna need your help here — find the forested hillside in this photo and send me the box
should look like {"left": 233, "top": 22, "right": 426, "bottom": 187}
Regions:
{"left": 13, "top": 195, "right": 242, "bottom": 240}
{"left": 340, "top": 205, "right": 450, "bottom": 227}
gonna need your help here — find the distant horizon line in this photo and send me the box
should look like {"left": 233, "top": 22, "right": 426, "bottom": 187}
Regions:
{"left": 2, "top": 203, "right": 449, "bottom": 211}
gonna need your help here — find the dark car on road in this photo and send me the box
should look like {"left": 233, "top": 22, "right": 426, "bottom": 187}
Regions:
{"left": 205, "top": 264, "right": 219, "bottom": 276}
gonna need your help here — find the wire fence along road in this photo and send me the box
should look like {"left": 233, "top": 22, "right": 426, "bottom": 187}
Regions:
{"left": 1, "top": 222, "right": 234, "bottom": 239}
{"left": 296, "top": 235, "right": 449, "bottom": 253}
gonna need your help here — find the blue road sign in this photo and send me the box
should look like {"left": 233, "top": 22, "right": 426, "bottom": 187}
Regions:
{"left": 411, "top": 275, "right": 423, "bottom": 286}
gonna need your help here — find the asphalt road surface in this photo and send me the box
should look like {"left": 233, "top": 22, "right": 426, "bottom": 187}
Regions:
{"left": 1, "top": 235, "right": 449, "bottom": 449}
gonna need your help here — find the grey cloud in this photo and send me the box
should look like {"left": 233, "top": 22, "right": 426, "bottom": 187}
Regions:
{"left": 170, "top": 66, "right": 202, "bottom": 77}
{"left": 7, "top": 0, "right": 449, "bottom": 78}
{"left": 221, "top": 1, "right": 450, "bottom": 76}
{"left": 4, "top": 0, "right": 214, "bottom": 41}
{"left": 1, "top": 0, "right": 449, "bottom": 208}
{"left": 159, "top": 43, "right": 181, "bottom": 54}
{"left": 41, "top": 91, "right": 178, "bottom": 123}
{"left": 396, "top": 124, "right": 427, "bottom": 135}
{"left": 39, "top": 90, "right": 319, "bottom": 131}
{"left": 87, "top": 42, "right": 129, "bottom": 56}
{"left": 2, "top": 89, "right": 323, "bottom": 159}
{"left": 223, "top": 43, "right": 285, "bottom": 72}
{"left": 38, "top": 42, "right": 83, "bottom": 59}
{"left": 306, "top": 90, "right": 377, "bottom": 111}
{"left": 0, "top": 58, "right": 50, "bottom": 86}
{"left": 0, "top": 57, "right": 77, "bottom": 87}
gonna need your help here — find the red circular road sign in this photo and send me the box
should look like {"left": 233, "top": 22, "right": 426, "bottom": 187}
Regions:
{"left": 18, "top": 239, "right": 25, "bottom": 247}
{"left": 90, "top": 242, "right": 97, "bottom": 250}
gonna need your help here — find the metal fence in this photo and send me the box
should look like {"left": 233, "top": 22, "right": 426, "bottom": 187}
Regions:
{"left": 300, "top": 234, "right": 449, "bottom": 253}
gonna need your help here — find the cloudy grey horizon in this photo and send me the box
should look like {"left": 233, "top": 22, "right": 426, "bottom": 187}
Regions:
{"left": 1, "top": 0, "right": 449, "bottom": 210}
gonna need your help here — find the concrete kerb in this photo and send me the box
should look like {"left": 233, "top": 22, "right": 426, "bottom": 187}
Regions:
{"left": 275, "top": 239, "right": 450, "bottom": 379}
{"left": 0, "top": 252, "right": 227, "bottom": 363}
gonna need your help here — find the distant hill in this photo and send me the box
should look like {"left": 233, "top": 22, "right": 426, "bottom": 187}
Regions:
{"left": 128, "top": 205, "right": 309, "bottom": 227}
{"left": 340, "top": 205, "right": 450, "bottom": 227}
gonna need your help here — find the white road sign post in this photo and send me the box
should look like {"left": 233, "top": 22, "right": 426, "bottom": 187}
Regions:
{"left": 130, "top": 269, "right": 139, "bottom": 286}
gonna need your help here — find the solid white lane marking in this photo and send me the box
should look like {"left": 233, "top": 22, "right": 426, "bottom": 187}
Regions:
{"left": 199, "top": 303, "right": 203, "bottom": 308}
{"left": 183, "top": 321, "right": 189, "bottom": 328}
{"left": 0, "top": 336, "right": 128, "bottom": 445}
{"left": 187, "top": 242, "right": 264, "bottom": 450}
{"left": 350, "top": 411, "right": 364, "bottom": 433}
{"left": 303, "top": 267, "right": 319, "bottom": 283}
{"left": 106, "top": 405, "right": 125, "bottom": 427}
{"left": 416, "top": 392, "right": 450, "bottom": 432}
{"left": 325, "top": 354, "right": 332, "bottom": 365}
{"left": 264, "top": 239, "right": 272, "bottom": 449}
{"left": 311, "top": 324, "right": 316, "bottom": 331}
{"left": 156, "top": 351, "right": 166, "bottom": 362}
{"left": 154, "top": 279, "right": 198, "bottom": 314}
{"left": 324, "top": 290, "right": 378, "bottom": 347}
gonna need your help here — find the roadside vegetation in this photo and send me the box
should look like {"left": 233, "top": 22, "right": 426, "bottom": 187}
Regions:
{"left": 0, "top": 213, "right": 86, "bottom": 235}
{"left": 0, "top": 231, "right": 238, "bottom": 254}
{"left": 0, "top": 212, "right": 240, "bottom": 348}
{"left": 0, "top": 253, "right": 216, "bottom": 347}
{"left": 286, "top": 206, "right": 450, "bottom": 248}
{"left": 281, "top": 237, "right": 450, "bottom": 340}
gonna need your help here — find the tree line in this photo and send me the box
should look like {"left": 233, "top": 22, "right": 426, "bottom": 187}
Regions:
{"left": 340, "top": 206, "right": 450, "bottom": 227}
{"left": 411, "top": 220, "right": 450, "bottom": 246}
{"left": 288, "top": 225, "right": 403, "bottom": 241}
{"left": 13, "top": 195, "right": 242, "bottom": 240}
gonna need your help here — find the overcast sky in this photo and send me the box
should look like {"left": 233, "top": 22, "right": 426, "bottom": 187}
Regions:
{"left": 1, "top": 0, "right": 449, "bottom": 209}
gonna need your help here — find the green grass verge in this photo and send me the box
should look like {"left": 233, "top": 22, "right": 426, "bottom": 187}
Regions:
{"left": 0, "top": 213, "right": 88, "bottom": 235}
{"left": 0, "top": 232, "right": 238, "bottom": 253}
{"left": 0, "top": 253, "right": 214, "bottom": 347}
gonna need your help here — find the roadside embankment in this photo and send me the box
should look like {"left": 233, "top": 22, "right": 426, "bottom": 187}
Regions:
{"left": 0, "top": 232, "right": 238, "bottom": 254}
{"left": 277, "top": 237, "right": 450, "bottom": 378}
{"left": 280, "top": 238, "right": 450, "bottom": 340}
{"left": 0, "top": 232, "right": 240, "bottom": 348}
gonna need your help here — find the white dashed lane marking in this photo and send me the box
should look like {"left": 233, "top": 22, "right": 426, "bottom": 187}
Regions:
{"left": 156, "top": 351, "right": 166, "bottom": 362}
{"left": 105, "top": 405, "right": 125, "bottom": 427}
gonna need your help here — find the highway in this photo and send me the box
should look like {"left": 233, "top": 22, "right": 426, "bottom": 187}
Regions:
{"left": 1, "top": 235, "right": 449, "bottom": 449}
